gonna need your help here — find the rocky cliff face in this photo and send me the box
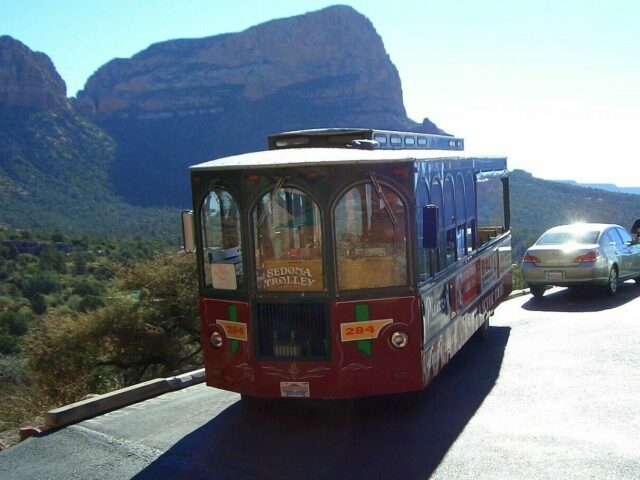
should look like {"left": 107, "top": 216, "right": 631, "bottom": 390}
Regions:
{"left": 76, "top": 6, "right": 408, "bottom": 122}
{"left": 0, "top": 36, "right": 68, "bottom": 110}
{"left": 73, "top": 6, "right": 444, "bottom": 207}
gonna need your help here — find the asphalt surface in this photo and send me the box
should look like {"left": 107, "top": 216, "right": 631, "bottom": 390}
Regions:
{"left": 1, "top": 283, "right": 639, "bottom": 479}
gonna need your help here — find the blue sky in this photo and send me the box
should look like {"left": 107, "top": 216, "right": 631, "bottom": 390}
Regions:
{"left": 2, "top": 0, "right": 639, "bottom": 186}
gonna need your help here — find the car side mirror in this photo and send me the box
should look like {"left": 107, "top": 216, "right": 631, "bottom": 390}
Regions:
{"left": 422, "top": 204, "right": 439, "bottom": 249}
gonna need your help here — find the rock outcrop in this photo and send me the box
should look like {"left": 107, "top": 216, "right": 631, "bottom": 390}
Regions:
{"left": 72, "top": 6, "right": 446, "bottom": 206}
{"left": 0, "top": 36, "right": 68, "bottom": 110}
{"left": 76, "top": 6, "right": 410, "bottom": 123}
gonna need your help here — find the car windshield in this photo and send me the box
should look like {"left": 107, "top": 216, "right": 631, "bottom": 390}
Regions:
{"left": 536, "top": 229, "right": 600, "bottom": 245}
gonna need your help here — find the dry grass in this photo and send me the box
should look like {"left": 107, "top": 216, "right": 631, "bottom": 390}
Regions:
{"left": 0, "top": 352, "right": 95, "bottom": 449}
{"left": 0, "top": 383, "right": 51, "bottom": 449}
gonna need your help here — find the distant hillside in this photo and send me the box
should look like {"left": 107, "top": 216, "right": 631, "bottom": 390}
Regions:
{"left": 508, "top": 170, "right": 640, "bottom": 258}
{"left": 556, "top": 180, "right": 640, "bottom": 196}
{"left": 3, "top": 13, "right": 638, "bottom": 251}
{"left": 75, "top": 5, "right": 445, "bottom": 207}
{"left": 0, "top": 37, "right": 177, "bottom": 240}
{"left": 0, "top": 107, "right": 178, "bottom": 239}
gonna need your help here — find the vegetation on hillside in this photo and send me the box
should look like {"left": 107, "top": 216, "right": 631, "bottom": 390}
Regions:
{"left": 0, "top": 228, "right": 200, "bottom": 434}
{"left": 0, "top": 108, "right": 180, "bottom": 239}
{"left": 1, "top": 131, "right": 639, "bottom": 440}
{"left": 509, "top": 169, "right": 640, "bottom": 259}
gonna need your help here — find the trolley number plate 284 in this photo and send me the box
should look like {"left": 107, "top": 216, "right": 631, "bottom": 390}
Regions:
{"left": 340, "top": 319, "right": 393, "bottom": 342}
{"left": 216, "top": 320, "right": 248, "bottom": 341}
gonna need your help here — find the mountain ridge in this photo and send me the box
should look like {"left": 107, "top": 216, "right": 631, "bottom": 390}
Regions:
{"left": 0, "top": 35, "right": 68, "bottom": 110}
{"left": 70, "top": 5, "right": 446, "bottom": 207}
{"left": 75, "top": 6, "right": 408, "bottom": 119}
{"left": 1, "top": 7, "right": 638, "bottom": 250}
{"left": 555, "top": 179, "right": 640, "bottom": 196}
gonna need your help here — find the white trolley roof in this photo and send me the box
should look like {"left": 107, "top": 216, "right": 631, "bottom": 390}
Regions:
{"left": 190, "top": 147, "right": 507, "bottom": 172}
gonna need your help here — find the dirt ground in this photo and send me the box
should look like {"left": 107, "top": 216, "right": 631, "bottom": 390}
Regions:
{"left": 0, "top": 428, "right": 21, "bottom": 450}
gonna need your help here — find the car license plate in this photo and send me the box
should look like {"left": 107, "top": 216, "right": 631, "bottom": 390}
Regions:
{"left": 547, "top": 271, "right": 564, "bottom": 281}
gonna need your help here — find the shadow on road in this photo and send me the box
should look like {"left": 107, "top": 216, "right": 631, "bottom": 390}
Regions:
{"left": 133, "top": 327, "right": 510, "bottom": 480}
{"left": 522, "top": 281, "right": 640, "bottom": 313}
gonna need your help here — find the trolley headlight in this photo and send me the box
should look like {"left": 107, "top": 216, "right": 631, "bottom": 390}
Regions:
{"left": 209, "top": 331, "right": 223, "bottom": 349}
{"left": 390, "top": 331, "right": 409, "bottom": 349}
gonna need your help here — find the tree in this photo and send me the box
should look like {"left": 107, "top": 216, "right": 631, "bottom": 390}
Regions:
{"left": 50, "top": 230, "right": 65, "bottom": 243}
{"left": 30, "top": 293, "right": 47, "bottom": 315}
{"left": 77, "top": 295, "right": 105, "bottom": 312}
{"left": 22, "top": 252, "right": 201, "bottom": 394}
{"left": 0, "top": 310, "right": 30, "bottom": 336}
{"left": 71, "top": 277, "right": 104, "bottom": 297}
{"left": 0, "top": 309, "right": 31, "bottom": 354}
{"left": 22, "top": 272, "right": 59, "bottom": 298}
{"left": 39, "top": 246, "right": 68, "bottom": 274}
{"left": 72, "top": 252, "right": 88, "bottom": 275}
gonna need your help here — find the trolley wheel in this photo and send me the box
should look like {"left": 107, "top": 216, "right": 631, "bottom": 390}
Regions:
{"left": 604, "top": 267, "right": 619, "bottom": 296}
{"left": 529, "top": 285, "right": 546, "bottom": 298}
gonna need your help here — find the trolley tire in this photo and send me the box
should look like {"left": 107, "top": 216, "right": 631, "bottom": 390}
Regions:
{"left": 530, "top": 285, "right": 546, "bottom": 298}
{"left": 604, "top": 267, "right": 619, "bottom": 297}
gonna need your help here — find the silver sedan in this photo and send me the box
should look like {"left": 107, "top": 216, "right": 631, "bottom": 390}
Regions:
{"left": 521, "top": 223, "right": 640, "bottom": 297}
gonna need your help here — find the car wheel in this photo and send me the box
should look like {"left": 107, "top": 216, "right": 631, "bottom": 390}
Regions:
{"left": 605, "top": 267, "right": 618, "bottom": 296}
{"left": 635, "top": 276, "right": 640, "bottom": 286}
{"left": 530, "top": 285, "right": 545, "bottom": 298}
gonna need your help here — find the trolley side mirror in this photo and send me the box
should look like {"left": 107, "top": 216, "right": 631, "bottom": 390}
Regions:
{"left": 422, "top": 204, "right": 439, "bottom": 249}
{"left": 181, "top": 210, "right": 196, "bottom": 253}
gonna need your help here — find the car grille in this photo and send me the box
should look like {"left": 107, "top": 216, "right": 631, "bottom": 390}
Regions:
{"left": 255, "top": 302, "right": 329, "bottom": 360}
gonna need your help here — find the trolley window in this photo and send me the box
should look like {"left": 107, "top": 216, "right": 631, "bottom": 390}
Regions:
{"left": 431, "top": 178, "right": 445, "bottom": 272}
{"left": 335, "top": 181, "right": 408, "bottom": 290}
{"left": 443, "top": 176, "right": 456, "bottom": 266}
{"left": 455, "top": 173, "right": 466, "bottom": 259}
{"left": 201, "top": 188, "right": 243, "bottom": 290}
{"left": 253, "top": 185, "right": 323, "bottom": 292}
{"left": 416, "top": 178, "right": 431, "bottom": 282}
{"left": 465, "top": 172, "right": 476, "bottom": 252}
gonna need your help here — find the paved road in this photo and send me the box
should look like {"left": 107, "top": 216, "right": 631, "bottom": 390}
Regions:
{"left": 1, "top": 283, "right": 639, "bottom": 479}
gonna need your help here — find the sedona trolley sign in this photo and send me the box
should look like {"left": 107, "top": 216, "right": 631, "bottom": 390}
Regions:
{"left": 183, "top": 128, "right": 512, "bottom": 400}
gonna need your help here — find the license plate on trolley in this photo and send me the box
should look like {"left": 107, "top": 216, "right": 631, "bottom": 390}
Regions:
{"left": 280, "top": 382, "right": 310, "bottom": 398}
{"left": 547, "top": 270, "right": 564, "bottom": 281}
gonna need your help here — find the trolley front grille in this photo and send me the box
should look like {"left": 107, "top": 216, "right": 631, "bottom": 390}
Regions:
{"left": 255, "top": 302, "right": 329, "bottom": 360}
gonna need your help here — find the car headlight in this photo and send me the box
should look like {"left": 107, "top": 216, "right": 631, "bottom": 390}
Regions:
{"left": 390, "top": 331, "right": 409, "bottom": 349}
{"left": 209, "top": 331, "right": 223, "bottom": 349}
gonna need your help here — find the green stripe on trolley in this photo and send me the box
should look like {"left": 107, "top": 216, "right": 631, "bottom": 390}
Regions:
{"left": 229, "top": 304, "right": 239, "bottom": 355}
{"left": 355, "top": 304, "right": 372, "bottom": 356}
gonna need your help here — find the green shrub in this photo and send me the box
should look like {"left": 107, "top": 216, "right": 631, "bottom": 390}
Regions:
{"left": 71, "top": 277, "right": 105, "bottom": 297}
{"left": 22, "top": 272, "right": 59, "bottom": 298}
{"left": 0, "top": 335, "right": 20, "bottom": 354}
{"left": 30, "top": 294, "right": 47, "bottom": 315}
{"left": 511, "top": 264, "right": 525, "bottom": 290}
{"left": 21, "top": 253, "right": 200, "bottom": 396}
{"left": 0, "top": 310, "right": 30, "bottom": 336}
{"left": 77, "top": 295, "right": 106, "bottom": 312}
